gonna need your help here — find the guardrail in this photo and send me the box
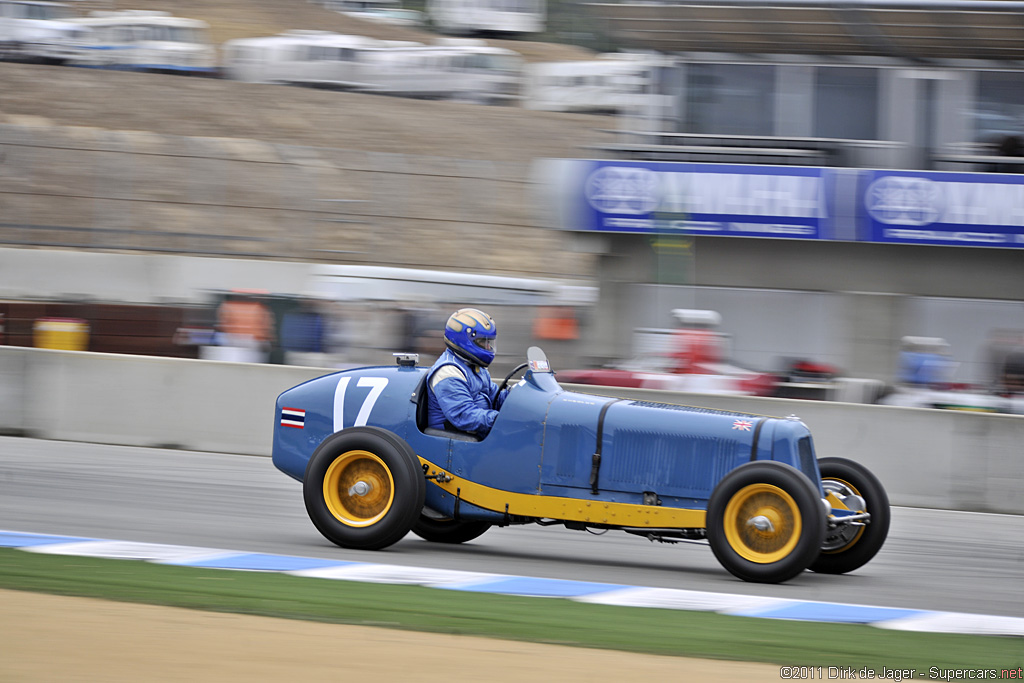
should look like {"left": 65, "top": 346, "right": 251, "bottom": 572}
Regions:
{"left": 2, "top": 346, "right": 1022, "bottom": 514}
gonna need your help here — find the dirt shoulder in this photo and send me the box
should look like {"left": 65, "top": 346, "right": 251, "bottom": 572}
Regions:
{"left": 1, "top": 589, "right": 779, "bottom": 682}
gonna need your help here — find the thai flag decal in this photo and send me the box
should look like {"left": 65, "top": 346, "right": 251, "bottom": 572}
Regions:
{"left": 281, "top": 407, "right": 306, "bottom": 429}
{"left": 732, "top": 419, "right": 753, "bottom": 431}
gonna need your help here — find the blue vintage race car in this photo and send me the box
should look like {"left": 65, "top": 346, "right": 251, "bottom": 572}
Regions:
{"left": 272, "top": 347, "right": 889, "bottom": 583}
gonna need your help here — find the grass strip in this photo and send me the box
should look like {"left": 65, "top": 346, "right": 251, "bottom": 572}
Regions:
{"left": 1, "top": 547, "right": 1021, "bottom": 673}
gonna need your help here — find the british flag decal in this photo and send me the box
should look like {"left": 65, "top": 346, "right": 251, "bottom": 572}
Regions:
{"left": 732, "top": 419, "right": 753, "bottom": 431}
{"left": 281, "top": 407, "right": 306, "bottom": 429}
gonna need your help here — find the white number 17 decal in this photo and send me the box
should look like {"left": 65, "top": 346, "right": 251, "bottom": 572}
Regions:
{"left": 333, "top": 376, "right": 389, "bottom": 431}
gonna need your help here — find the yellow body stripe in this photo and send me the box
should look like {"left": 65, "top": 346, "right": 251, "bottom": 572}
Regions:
{"left": 418, "top": 457, "right": 707, "bottom": 528}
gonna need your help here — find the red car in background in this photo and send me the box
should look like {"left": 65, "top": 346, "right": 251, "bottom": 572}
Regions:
{"left": 557, "top": 310, "right": 780, "bottom": 397}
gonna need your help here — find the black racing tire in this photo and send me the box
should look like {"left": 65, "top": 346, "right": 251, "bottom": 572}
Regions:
{"left": 707, "top": 461, "right": 826, "bottom": 584}
{"left": 411, "top": 515, "right": 491, "bottom": 544}
{"left": 303, "top": 426, "right": 426, "bottom": 551}
{"left": 808, "top": 457, "right": 890, "bottom": 575}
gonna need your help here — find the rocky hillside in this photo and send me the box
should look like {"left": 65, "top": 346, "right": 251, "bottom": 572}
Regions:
{"left": 0, "top": 1, "right": 616, "bottom": 278}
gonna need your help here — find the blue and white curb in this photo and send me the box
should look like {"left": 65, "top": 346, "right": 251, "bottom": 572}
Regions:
{"left": 3, "top": 530, "right": 1021, "bottom": 637}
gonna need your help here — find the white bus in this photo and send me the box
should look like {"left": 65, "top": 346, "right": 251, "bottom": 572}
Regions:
{"left": 523, "top": 53, "right": 671, "bottom": 115}
{"left": 0, "top": 0, "right": 83, "bottom": 63}
{"left": 427, "top": 0, "right": 544, "bottom": 36}
{"left": 221, "top": 31, "right": 388, "bottom": 85}
{"left": 222, "top": 31, "right": 523, "bottom": 105}
{"left": 64, "top": 10, "right": 217, "bottom": 75}
{"left": 354, "top": 40, "right": 522, "bottom": 104}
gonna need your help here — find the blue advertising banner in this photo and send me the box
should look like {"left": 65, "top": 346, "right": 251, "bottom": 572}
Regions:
{"left": 860, "top": 170, "right": 1024, "bottom": 249}
{"left": 533, "top": 159, "right": 1024, "bottom": 249}
{"left": 541, "top": 159, "right": 832, "bottom": 239}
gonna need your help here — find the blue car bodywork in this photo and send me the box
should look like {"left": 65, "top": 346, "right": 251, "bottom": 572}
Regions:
{"left": 273, "top": 347, "right": 887, "bottom": 583}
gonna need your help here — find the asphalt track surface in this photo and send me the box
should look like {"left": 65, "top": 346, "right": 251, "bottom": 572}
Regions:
{"left": 2, "top": 436, "right": 1022, "bottom": 619}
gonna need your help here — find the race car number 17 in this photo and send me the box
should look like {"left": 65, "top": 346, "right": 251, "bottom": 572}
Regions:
{"left": 333, "top": 376, "right": 389, "bottom": 431}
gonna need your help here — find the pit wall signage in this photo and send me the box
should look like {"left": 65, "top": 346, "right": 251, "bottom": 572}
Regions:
{"left": 535, "top": 159, "right": 1024, "bottom": 249}
{"left": 860, "top": 170, "right": 1024, "bottom": 247}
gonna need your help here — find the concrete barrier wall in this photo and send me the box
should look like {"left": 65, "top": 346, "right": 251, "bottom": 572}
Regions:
{"left": 0, "top": 347, "right": 326, "bottom": 457}
{"left": 2, "top": 347, "right": 1022, "bottom": 514}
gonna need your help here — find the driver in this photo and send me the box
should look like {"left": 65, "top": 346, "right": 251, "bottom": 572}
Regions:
{"left": 426, "top": 308, "right": 508, "bottom": 437}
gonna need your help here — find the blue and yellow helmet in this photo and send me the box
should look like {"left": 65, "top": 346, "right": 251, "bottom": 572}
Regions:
{"left": 444, "top": 308, "right": 496, "bottom": 367}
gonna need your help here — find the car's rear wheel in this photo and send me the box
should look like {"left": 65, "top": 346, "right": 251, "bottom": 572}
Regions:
{"left": 808, "top": 457, "right": 890, "bottom": 575}
{"left": 707, "top": 461, "right": 826, "bottom": 583}
{"left": 303, "top": 427, "right": 425, "bottom": 550}
{"left": 411, "top": 515, "right": 491, "bottom": 544}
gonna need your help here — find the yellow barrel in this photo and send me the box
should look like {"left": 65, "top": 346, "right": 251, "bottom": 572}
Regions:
{"left": 34, "top": 318, "right": 90, "bottom": 351}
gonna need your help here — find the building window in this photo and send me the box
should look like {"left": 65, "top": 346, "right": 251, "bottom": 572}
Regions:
{"left": 974, "top": 71, "right": 1024, "bottom": 145}
{"left": 685, "top": 63, "right": 775, "bottom": 136}
{"left": 813, "top": 67, "right": 879, "bottom": 140}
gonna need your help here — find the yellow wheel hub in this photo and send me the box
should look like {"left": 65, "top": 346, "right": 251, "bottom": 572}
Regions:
{"left": 724, "top": 483, "right": 802, "bottom": 564}
{"left": 323, "top": 450, "right": 395, "bottom": 527}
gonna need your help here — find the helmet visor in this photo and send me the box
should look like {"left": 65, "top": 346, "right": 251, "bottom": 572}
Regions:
{"left": 474, "top": 336, "right": 494, "bottom": 353}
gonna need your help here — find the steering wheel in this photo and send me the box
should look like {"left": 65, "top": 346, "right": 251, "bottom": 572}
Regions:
{"left": 495, "top": 361, "right": 529, "bottom": 406}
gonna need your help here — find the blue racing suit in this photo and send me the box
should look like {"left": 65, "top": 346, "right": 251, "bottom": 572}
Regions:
{"left": 426, "top": 348, "right": 507, "bottom": 437}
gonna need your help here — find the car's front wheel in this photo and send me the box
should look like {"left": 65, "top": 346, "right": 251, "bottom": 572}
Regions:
{"left": 707, "top": 461, "right": 826, "bottom": 583}
{"left": 303, "top": 427, "right": 426, "bottom": 550}
{"left": 808, "top": 457, "right": 890, "bottom": 575}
